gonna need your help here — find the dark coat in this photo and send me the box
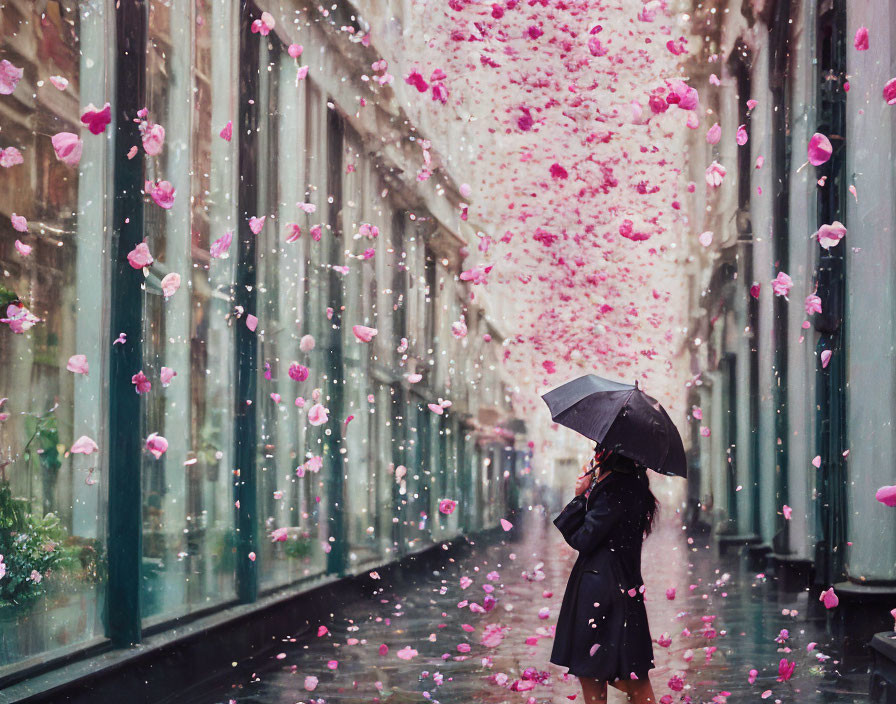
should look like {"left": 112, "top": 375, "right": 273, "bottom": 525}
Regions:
{"left": 548, "top": 470, "right": 655, "bottom": 680}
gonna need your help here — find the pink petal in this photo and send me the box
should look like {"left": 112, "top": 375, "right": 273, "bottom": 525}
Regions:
{"left": 875, "top": 485, "right": 896, "bottom": 507}
{"left": 219, "top": 120, "right": 233, "bottom": 141}
{"left": 14, "top": 240, "right": 31, "bottom": 257}
{"left": 51, "top": 132, "right": 83, "bottom": 167}
{"left": 142, "top": 122, "right": 165, "bottom": 156}
{"left": 249, "top": 215, "right": 266, "bottom": 234}
{"left": 0, "top": 59, "right": 24, "bottom": 95}
{"left": 67, "top": 354, "right": 89, "bottom": 375}
{"left": 246, "top": 314, "right": 258, "bottom": 332}
{"left": 150, "top": 180, "right": 176, "bottom": 209}
{"left": 820, "top": 349, "right": 832, "bottom": 368}
{"left": 808, "top": 133, "right": 833, "bottom": 166}
{"left": 308, "top": 402, "right": 329, "bottom": 426}
{"left": 80, "top": 102, "right": 112, "bottom": 135}
{"left": 438, "top": 499, "right": 457, "bottom": 515}
{"left": 127, "top": 242, "right": 154, "bottom": 269}
{"left": 0, "top": 59, "right": 23, "bottom": 95}
{"left": 131, "top": 370, "right": 152, "bottom": 394}
{"left": 854, "top": 26, "right": 869, "bottom": 51}
{"left": 146, "top": 432, "right": 169, "bottom": 459}
{"left": 884, "top": 77, "right": 896, "bottom": 105}
{"left": 352, "top": 325, "right": 378, "bottom": 343}
{"left": 71, "top": 435, "right": 99, "bottom": 455}
{"left": 210, "top": 231, "right": 234, "bottom": 259}
{"left": 160, "top": 367, "right": 177, "bottom": 386}
{"left": 815, "top": 221, "right": 846, "bottom": 249}
{"left": 161, "top": 272, "right": 181, "bottom": 298}
{"left": 771, "top": 272, "right": 793, "bottom": 297}
{"left": 1, "top": 146, "right": 24, "bottom": 168}
{"left": 500, "top": 518, "right": 513, "bottom": 531}
{"left": 49, "top": 75, "right": 69, "bottom": 91}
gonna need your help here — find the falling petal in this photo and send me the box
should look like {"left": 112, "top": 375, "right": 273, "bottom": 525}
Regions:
{"left": 80, "top": 102, "right": 112, "bottom": 134}
{"left": 161, "top": 272, "right": 181, "bottom": 298}
{"left": 875, "top": 485, "right": 896, "bottom": 507}
{"left": 127, "top": 242, "right": 154, "bottom": 269}
{"left": 807, "top": 133, "right": 833, "bottom": 166}
{"left": 67, "top": 354, "right": 89, "bottom": 375}
{"left": 52, "top": 132, "right": 83, "bottom": 166}
{"left": 145, "top": 432, "right": 169, "bottom": 459}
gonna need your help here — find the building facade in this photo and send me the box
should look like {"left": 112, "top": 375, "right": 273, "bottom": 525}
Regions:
{"left": 0, "top": 0, "right": 530, "bottom": 695}
{"left": 683, "top": 0, "right": 896, "bottom": 670}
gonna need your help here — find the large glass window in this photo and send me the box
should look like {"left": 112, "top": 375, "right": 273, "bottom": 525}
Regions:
{"left": 255, "top": 39, "right": 329, "bottom": 589}
{"left": 0, "top": 0, "right": 111, "bottom": 669}
{"left": 139, "top": 1, "right": 238, "bottom": 623}
{"left": 341, "top": 130, "right": 381, "bottom": 573}
{"left": 405, "top": 396, "right": 432, "bottom": 551}
{"left": 372, "top": 381, "right": 398, "bottom": 560}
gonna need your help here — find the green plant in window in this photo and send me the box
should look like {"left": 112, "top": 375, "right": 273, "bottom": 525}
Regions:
{"left": 0, "top": 404, "right": 106, "bottom": 606}
{"left": 0, "top": 483, "right": 69, "bottom": 607}
{"left": 0, "top": 284, "right": 19, "bottom": 309}
{"left": 283, "top": 533, "right": 313, "bottom": 560}
{"left": 210, "top": 527, "right": 238, "bottom": 573}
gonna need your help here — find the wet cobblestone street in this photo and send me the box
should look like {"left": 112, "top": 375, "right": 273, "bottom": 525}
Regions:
{"left": 193, "top": 505, "right": 871, "bottom": 704}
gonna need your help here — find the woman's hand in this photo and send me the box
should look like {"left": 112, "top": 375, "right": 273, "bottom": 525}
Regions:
{"left": 574, "top": 462, "right": 593, "bottom": 496}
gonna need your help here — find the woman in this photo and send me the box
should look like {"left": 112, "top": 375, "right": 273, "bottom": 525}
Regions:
{"left": 549, "top": 444, "right": 660, "bottom": 704}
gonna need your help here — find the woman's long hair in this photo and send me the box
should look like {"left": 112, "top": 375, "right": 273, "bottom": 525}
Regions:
{"left": 593, "top": 445, "right": 660, "bottom": 537}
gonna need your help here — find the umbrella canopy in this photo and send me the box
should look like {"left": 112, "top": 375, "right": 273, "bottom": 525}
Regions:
{"left": 541, "top": 374, "right": 687, "bottom": 478}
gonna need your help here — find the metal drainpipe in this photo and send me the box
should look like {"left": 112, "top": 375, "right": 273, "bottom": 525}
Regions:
{"left": 812, "top": 0, "right": 848, "bottom": 588}
{"left": 234, "top": 8, "right": 260, "bottom": 604}
{"left": 770, "top": 0, "right": 793, "bottom": 556}
{"left": 108, "top": 0, "right": 148, "bottom": 648}
{"left": 325, "top": 108, "right": 347, "bottom": 578}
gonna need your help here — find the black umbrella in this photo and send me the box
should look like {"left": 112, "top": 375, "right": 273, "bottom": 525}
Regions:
{"left": 540, "top": 373, "right": 687, "bottom": 478}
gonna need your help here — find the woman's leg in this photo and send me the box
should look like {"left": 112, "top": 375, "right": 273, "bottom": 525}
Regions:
{"left": 611, "top": 678, "right": 656, "bottom": 703}
{"left": 578, "top": 677, "right": 608, "bottom": 704}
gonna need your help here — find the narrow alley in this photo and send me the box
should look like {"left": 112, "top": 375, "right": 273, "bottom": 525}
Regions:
{"left": 193, "top": 506, "right": 869, "bottom": 704}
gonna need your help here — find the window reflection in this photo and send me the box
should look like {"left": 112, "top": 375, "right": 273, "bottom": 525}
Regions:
{"left": 140, "top": 0, "right": 237, "bottom": 622}
{"left": 0, "top": 0, "right": 109, "bottom": 670}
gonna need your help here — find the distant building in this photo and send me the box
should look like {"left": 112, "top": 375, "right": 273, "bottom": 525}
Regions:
{"left": 682, "top": 0, "right": 896, "bottom": 679}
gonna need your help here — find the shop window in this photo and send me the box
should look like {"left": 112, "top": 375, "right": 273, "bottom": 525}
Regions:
{"left": 139, "top": 0, "right": 239, "bottom": 622}
{"left": 0, "top": 0, "right": 110, "bottom": 670}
